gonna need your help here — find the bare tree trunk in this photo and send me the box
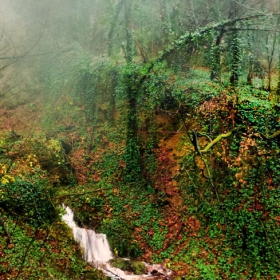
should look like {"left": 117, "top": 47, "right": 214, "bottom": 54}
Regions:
{"left": 107, "top": 1, "right": 125, "bottom": 128}
{"left": 267, "top": 17, "right": 280, "bottom": 91}
{"left": 246, "top": 31, "right": 254, "bottom": 86}
{"left": 108, "top": 0, "right": 124, "bottom": 57}
{"left": 186, "top": 0, "right": 197, "bottom": 31}
{"left": 210, "top": 0, "right": 222, "bottom": 81}
{"left": 124, "top": 0, "right": 134, "bottom": 63}
{"left": 277, "top": 53, "right": 280, "bottom": 95}
{"left": 160, "top": 0, "right": 171, "bottom": 44}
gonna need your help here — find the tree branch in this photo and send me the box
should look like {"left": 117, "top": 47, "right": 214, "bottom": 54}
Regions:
{"left": 200, "top": 131, "right": 233, "bottom": 153}
{"left": 136, "top": 13, "right": 275, "bottom": 86}
{"left": 197, "top": 126, "right": 244, "bottom": 153}
{"left": 156, "top": 13, "right": 272, "bottom": 64}
{"left": 262, "top": 130, "right": 280, "bottom": 139}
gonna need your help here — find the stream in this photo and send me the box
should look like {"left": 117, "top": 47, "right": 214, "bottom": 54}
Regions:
{"left": 62, "top": 206, "right": 172, "bottom": 280}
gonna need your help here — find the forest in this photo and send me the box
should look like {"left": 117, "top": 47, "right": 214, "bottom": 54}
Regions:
{"left": 0, "top": 0, "right": 280, "bottom": 279}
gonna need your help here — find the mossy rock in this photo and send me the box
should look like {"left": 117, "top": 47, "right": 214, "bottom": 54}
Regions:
{"left": 109, "top": 258, "right": 131, "bottom": 271}
{"left": 130, "top": 261, "right": 146, "bottom": 275}
{"left": 109, "top": 259, "right": 146, "bottom": 275}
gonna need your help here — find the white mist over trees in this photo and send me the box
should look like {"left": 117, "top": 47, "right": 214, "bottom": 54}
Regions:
{"left": 0, "top": 0, "right": 278, "bottom": 95}
{"left": 1, "top": 1, "right": 280, "bottom": 279}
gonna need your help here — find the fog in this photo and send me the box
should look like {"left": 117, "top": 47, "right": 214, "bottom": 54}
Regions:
{"left": 0, "top": 0, "right": 279, "bottom": 121}
{"left": 1, "top": 1, "right": 280, "bottom": 278}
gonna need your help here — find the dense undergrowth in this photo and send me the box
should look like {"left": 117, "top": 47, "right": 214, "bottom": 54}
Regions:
{"left": 0, "top": 135, "right": 106, "bottom": 279}
{"left": 1, "top": 55, "right": 280, "bottom": 279}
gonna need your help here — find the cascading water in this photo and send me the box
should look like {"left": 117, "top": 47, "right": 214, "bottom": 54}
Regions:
{"left": 62, "top": 205, "right": 171, "bottom": 280}
{"left": 62, "top": 206, "right": 141, "bottom": 279}
{"left": 62, "top": 206, "right": 113, "bottom": 263}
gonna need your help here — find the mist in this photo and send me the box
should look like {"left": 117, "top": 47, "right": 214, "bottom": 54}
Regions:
{"left": 1, "top": 1, "right": 280, "bottom": 279}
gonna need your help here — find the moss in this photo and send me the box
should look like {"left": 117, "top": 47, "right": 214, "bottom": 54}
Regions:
{"left": 109, "top": 259, "right": 146, "bottom": 275}
{"left": 84, "top": 270, "right": 108, "bottom": 280}
{"left": 130, "top": 261, "right": 146, "bottom": 275}
{"left": 109, "top": 258, "right": 131, "bottom": 271}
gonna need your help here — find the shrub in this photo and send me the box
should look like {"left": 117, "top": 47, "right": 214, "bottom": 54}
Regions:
{"left": 0, "top": 178, "right": 56, "bottom": 226}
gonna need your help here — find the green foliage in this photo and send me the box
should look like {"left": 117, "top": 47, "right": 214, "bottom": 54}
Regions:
{"left": 0, "top": 178, "right": 56, "bottom": 226}
{"left": 130, "top": 261, "right": 146, "bottom": 275}
{"left": 98, "top": 184, "right": 168, "bottom": 259}
{"left": 229, "top": 29, "right": 242, "bottom": 85}
{"left": 75, "top": 57, "right": 121, "bottom": 123}
{"left": 109, "top": 258, "right": 131, "bottom": 271}
{"left": 101, "top": 216, "right": 141, "bottom": 258}
{"left": 4, "top": 1, "right": 280, "bottom": 279}
{"left": 237, "top": 87, "right": 280, "bottom": 134}
{"left": 0, "top": 216, "right": 106, "bottom": 280}
{"left": 109, "top": 259, "right": 146, "bottom": 275}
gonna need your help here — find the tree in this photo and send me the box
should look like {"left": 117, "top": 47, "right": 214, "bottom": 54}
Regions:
{"left": 108, "top": 0, "right": 125, "bottom": 57}
{"left": 159, "top": 0, "right": 172, "bottom": 44}
{"left": 123, "top": 0, "right": 141, "bottom": 182}
{"left": 266, "top": 17, "right": 280, "bottom": 90}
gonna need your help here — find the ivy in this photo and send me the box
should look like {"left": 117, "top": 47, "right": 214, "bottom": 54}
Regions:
{"left": 0, "top": 178, "right": 56, "bottom": 226}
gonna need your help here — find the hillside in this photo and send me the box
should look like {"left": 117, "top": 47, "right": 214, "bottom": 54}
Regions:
{"left": 0, "top": 1, "right": 280, "bottom": 279}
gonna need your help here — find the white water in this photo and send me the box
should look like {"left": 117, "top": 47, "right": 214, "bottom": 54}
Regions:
{"left": 61, "top": 206, "right": 113, "bottom": 263}
{"left": 62, "top": 205, "right": 171, "bottom": 280}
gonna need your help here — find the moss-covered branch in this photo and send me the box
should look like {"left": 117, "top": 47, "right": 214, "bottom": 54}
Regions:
{"left": 262, "top": 130, "right": 280, "bottom": 139}
{"left": 156, "top": 13, "right": 270, "bottom": 64}
{"left": 200, "top": 131, "right": 233, "bottom": 153}
{"left": 138, "top": 13, "right": 271, "bottom": 86}
{"left": 192, "top": 126, "right": 244, "bottom": 154}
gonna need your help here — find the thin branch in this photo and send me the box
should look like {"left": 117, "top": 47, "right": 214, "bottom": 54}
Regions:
{"left": 262, "top": 130, "right": 280, "bottom": 139}
{"left": 0, "top": 9, "right": 49, "bottom": 72}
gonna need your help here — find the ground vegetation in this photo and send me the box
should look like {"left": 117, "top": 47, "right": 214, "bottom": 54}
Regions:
{"left": 0, "top": 0, "right": 280, "bottom": 279}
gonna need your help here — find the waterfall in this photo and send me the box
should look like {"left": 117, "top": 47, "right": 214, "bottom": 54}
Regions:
{"left": 62, "top": 205, "right": 172, "bottom": 280}
{"left": 62, "top": 206, "right": 113, "bottom": 263}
